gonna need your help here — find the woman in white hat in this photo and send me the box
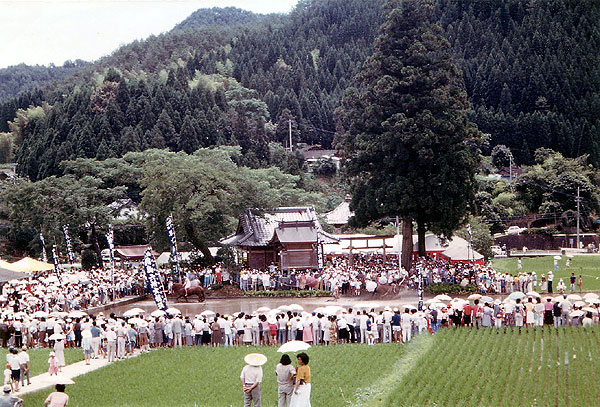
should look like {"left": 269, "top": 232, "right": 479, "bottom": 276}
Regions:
{"left": 241, "top": 353, "right": 267, "bottom": 407}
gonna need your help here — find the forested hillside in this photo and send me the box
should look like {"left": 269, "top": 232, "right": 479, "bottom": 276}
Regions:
{"left": 2, "top": 0, "right": 600, "bottom": 178}
{"left": 0, "top": 60, "right": 88, "bottom": 103}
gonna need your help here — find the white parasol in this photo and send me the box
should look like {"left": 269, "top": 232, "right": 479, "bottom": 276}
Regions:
{"left": 150, "top": 310, "right": 166, "bottom": 318}
{"left": 277, "top": 340, "right": 311, "bottom": 353}
{"left": 48, "top": 333, "right": 65, "bottom": 341}
{"left": 365, "top": 281, "right": 377, "bottom": 293}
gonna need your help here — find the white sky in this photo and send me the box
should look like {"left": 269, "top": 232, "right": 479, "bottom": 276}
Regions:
{"left": 0, "top": 0, "right": 299, "bottom": 69}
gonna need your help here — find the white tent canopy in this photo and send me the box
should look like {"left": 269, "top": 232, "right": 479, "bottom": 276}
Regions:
{"left": 323, "top": 233, "right": 479, "bottom": 259}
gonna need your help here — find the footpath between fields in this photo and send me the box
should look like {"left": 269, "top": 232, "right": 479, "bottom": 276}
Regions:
{"left": 349, "top": 334, "right": 434, "bottom": 407}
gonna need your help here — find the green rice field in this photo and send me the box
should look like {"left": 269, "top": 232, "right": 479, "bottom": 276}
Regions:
{"left": 22, "top": 327, "right": 600, "bottom": 406}
{"left": 492, "top": 255, "right": 600, "bottom": 291}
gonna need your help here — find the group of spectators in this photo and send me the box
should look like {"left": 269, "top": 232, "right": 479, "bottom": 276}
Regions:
{"left": 1, "top": 267, "right": 144, "bottom": 317}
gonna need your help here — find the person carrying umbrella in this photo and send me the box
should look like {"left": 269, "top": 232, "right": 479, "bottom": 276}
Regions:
{"left": 241, "top": 353, "right": 266, "bottom": 407}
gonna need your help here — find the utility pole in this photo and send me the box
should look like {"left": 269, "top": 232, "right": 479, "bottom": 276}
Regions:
{"left": 576, "top": 186, "right": 581, "bottom": 250}
{"left": 288, "top": 119, "right": 293, "bottom": 152}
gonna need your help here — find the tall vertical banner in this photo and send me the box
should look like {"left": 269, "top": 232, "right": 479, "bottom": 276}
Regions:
{"left": 165, "top": 215, "right": 181, "bottom": 278}
{"left": 316, "top": 232, "right": 323, "bottom": 270}
{"left": 62, "top": 225, "right": 74, "bottom": 264}
{"left": 467, "top": 224, "right": 474, "bottom": 262}
{"left": 143, "top": 249, "right": 167, "bottom": 310}
{"left": 51, "top": 244, "right": 63, "bottom": 285}
{"left": 417, "top": 264, "right": 423, "bottom": 311}
{"left": 105, "top": 225, "right": 116, "bottom": 300}
{"left": 105, "top": 225, "right": 115, "bottom": 267}
{"left": 39, "top": 232, "right": 48, "bottom": 263}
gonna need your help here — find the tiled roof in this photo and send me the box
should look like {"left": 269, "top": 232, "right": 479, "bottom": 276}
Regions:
{"left": 325, "top": 200, "right": 354, "bottom": 226}
{"left": 221, "top": 207, "right": 338, "bottom": 247}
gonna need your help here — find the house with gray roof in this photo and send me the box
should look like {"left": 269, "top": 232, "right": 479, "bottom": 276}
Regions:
{"left": 221, "top": 207, "right": 338, "bottom": 270}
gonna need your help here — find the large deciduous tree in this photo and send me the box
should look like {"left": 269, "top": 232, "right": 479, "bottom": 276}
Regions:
{"left": 138, "top": 147, "right": 323, "bottom": 263}
{"left": 338, "top": 0, "right": 481, "bottom": 269}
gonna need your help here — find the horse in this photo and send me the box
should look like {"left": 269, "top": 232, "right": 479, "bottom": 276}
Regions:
{"left": 171, "top": 283, "right": 205, "bottom": 302}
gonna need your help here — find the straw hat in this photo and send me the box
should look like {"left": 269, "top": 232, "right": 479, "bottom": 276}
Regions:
{"left": 244, "top": 353, "right": 267, "bottom": 366}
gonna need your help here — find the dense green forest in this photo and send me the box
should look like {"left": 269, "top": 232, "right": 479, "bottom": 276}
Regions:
{"left": 0, "top": 60, "right": 88, "bottom": 103}
{"left": 1, "top": 0, "right": 600, "bottom": 177}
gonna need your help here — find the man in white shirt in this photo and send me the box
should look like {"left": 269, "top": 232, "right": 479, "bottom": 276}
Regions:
{"left": 382, "top": 307, "right": 394, "bottom": 343}
{"left": 277, "top": 315, "right": 288, "bottom": 344}
{"left": 18, "top": 346, "right": 30, "bottom": 387}
{"left": 106, "top": 327, "right": 117, "bottom": 362}
{"left": 171, "top": 316, "right": 183, "bottom": 348}
{"left": 560, "top": 295, "right": 572, "bottom": 326}
{"left": 310, "top": 313, "right": 320, "bottom": 346}
{"left": 359, "top": 311, "right": 369, "bottom": 344}
{"left": 240, "top": 357, "right": 263, "bottom": 407}
{"left": 401, "top": 310, "right": 412, "bottom": 343}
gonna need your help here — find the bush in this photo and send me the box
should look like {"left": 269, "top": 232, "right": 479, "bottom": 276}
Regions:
{"left": 243, "top": 290, "right": 331, "bottom": 297}
{"left": 425, "top": 283, "right": 477, "bottom": 295}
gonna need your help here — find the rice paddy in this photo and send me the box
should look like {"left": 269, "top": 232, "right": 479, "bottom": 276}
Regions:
{"left": 21, "top": 327, "right": 600, "bottom": 406}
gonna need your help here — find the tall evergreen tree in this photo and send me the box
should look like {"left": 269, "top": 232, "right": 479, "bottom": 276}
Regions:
{"left": 339, "top": 0, "right": 481, "bottom": 269}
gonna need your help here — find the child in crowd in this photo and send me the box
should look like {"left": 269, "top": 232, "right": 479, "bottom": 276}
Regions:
{"left": 3, "top": 364, "right": 11, "bottom": 391}
{"left": 48, "top": 352, "right": 58, "bottom": 376}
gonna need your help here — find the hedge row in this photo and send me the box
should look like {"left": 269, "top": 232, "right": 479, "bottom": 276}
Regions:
{"left": 424, "top": 283, "right": 478, "bottom": 295}
{"left": 243, "top": 290, "right": 332, "bottom": 297}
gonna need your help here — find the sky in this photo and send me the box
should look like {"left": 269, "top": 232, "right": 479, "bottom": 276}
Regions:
{"left": 0, "top": 0, "right": 299, "bottom": 69}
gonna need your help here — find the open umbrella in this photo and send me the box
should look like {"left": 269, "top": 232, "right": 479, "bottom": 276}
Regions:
{"left": 128, "top": 317, "right": 144, "bottom": 325}
{"left": 467, "top": 294, "right": 482, "bottom": 300}
{"left": 289, "top": 304, "right": 304, "bottom": 312}
{"left": 365, "top": 281, "right": 377, "bottom": 293}
{"left": 277, "top": 340, "right": 311, "bottom": 353}
{"left": 150, "top": 310, "right": 166, "bottom": 318}
{"left": 322, "top": 305, "right": 344, "bottom": 316}
{"left": 567, "top": 294, "right": 582, "bottom": 301}
{"left": 434, "top": 294, "right": 452, "bottom": 302}
{"left": 355, "top": 302, "right": 380, "bottom": 310}
{"left": 574, "top": 301, "right": 587, "bottom": 308}
{"left": 200, "top": 310, "right": 215, "bottom": 317}
{"left": 526, "top": 291, "right": 540, "bottom": 298}
{"left": 123, "top": 309, "right": 141, "bottom": 318}
{"left": 166, "top": 307, "right": 181, "bottom": 315}
{"left": 48, "top": 333, "right": 65, "bottom": 341}
{"left": 481, "top": 296, "right": 493, "bottom": 304}
{"left": 554, "top": 255, "right": 562, "bottom": 260}
{"left": 68, "top": 310, "right": 87, "bottom": 318}
{"left": 570, "top": 310, "right": 584, "bottom": 318}
{"left": 312, "top": 307, "right": 326, "bottom": 315}
{"left": 278, "top": 305, "right": 292, "bottom": 312}
{"left": 255, "top": 306, "right": 271, "bottom": 314}
{"left": 508, "top": 292, "right": 526, "bottom": 300}
{"left": 33, "top": 311, "right": 49, "bottom": 318}
{"left": 583, "top": 293, "right": 600, "bottom": 300}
